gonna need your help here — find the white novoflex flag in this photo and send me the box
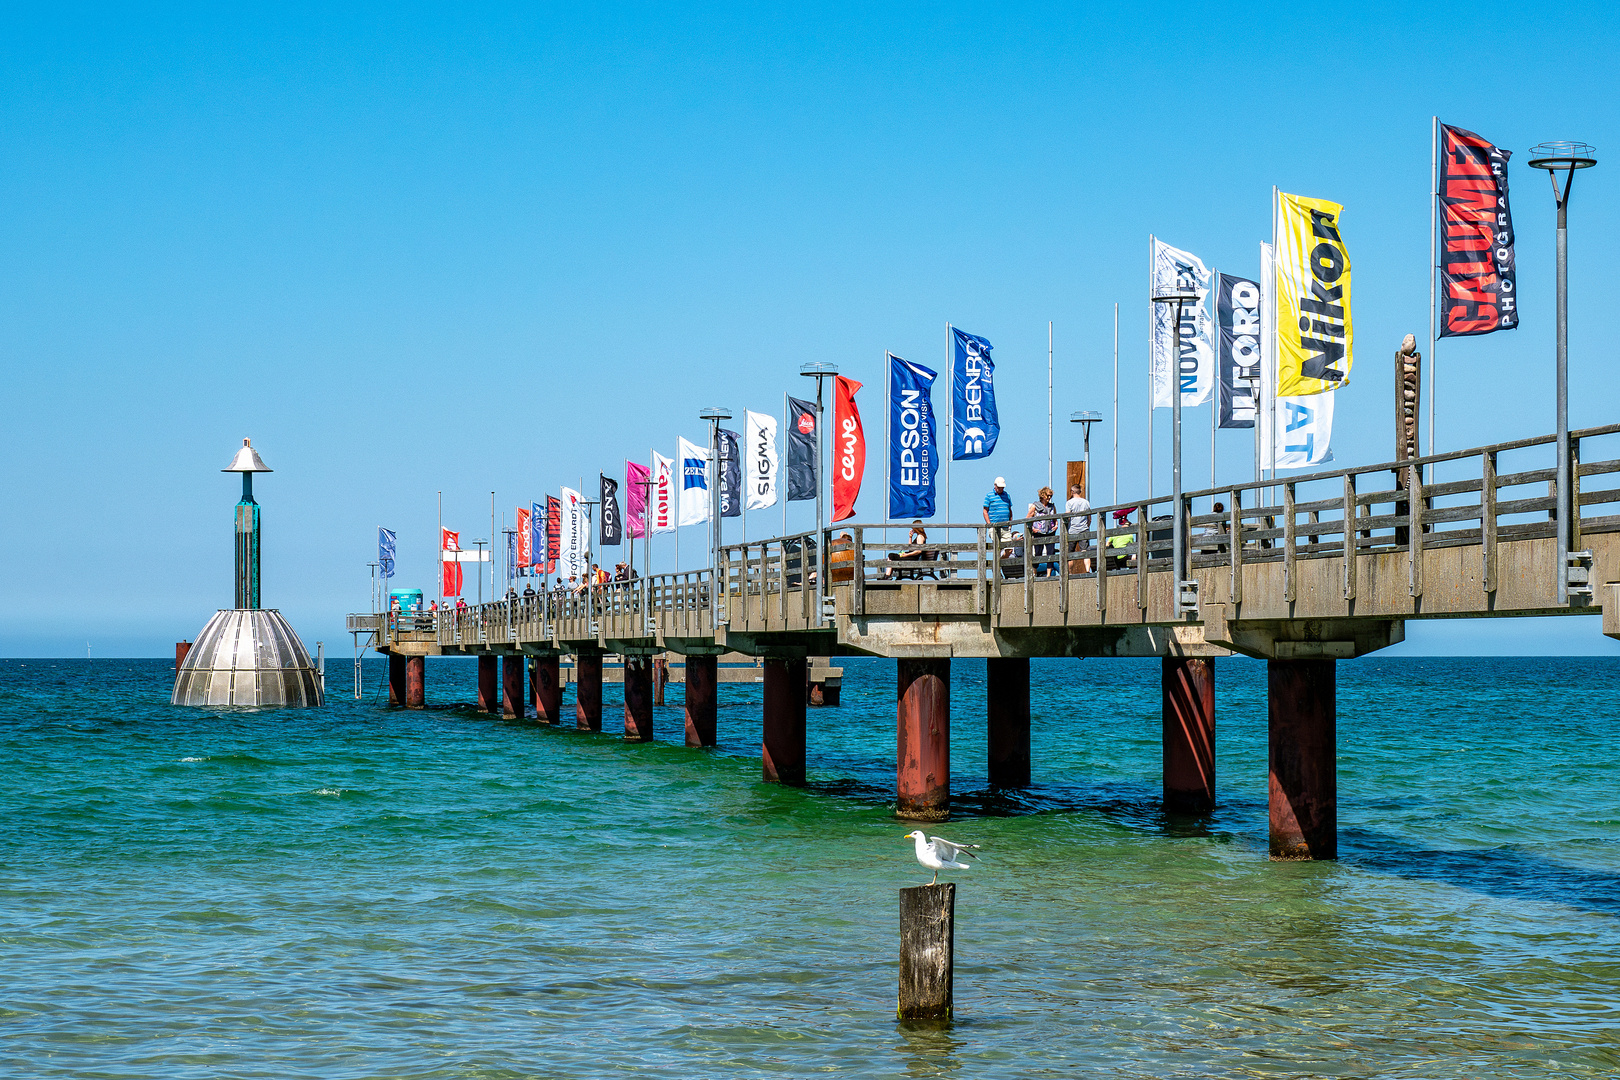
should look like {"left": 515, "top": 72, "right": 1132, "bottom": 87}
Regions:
{"left": 1150, "top": 236, "right": 1214, "bottom": 408}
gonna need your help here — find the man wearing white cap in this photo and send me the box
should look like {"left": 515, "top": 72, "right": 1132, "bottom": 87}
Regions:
{"left": 983, "top": 477, "right": 1014, "bottom": 574}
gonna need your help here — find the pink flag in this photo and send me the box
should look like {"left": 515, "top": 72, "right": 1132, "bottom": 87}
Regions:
{"left": 626, "top": 461, "right": 650, "bottom": 539}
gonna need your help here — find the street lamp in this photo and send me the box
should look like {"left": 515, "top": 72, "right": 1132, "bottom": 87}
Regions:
{"left": 1151, "top": 284, "right": 1201, "bottom": 614}
{"left": 1069, "top": 410, "right": 1102, "bottom": 500}
{"left": 471, "top": 539, "right": 488, "bottom": 603}
{"left": 699, "top": 406, "right": 732, "bottom": 607}
{"left": 799, "top": 363, "right": 838, "bottom": 621}
{"left": 1527, "top": 141, "right": 1597, "bottom": 606}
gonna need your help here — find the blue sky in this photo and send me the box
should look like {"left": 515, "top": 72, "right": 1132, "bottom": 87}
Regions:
{"left": 3, "top": 3, "right": 1617, "bottom": 655}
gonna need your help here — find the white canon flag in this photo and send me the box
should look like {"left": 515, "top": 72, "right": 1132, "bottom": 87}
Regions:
{"left": 1150, "top": 236, "right": 1214, "bottom": 409}
{"left": 651, "top": 452, "right": 676, "bottom": 534}
{"left": 559, "top": 487, "right": 589, "bottom": 579}
{"left": 677, "top": 436, "right": 711, "bottom": 527}
{"left": 1259, "top": 241, "right": 1333, "bottom": 469}
{"left": 745, "top": 410, "right": 778, "bottom": 510}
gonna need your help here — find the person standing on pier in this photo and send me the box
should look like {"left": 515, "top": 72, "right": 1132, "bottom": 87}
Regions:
{"left": 1065, "top": 482, "right": 1092, "bottom": 574}
{"left": 1028, "top": 486, "right": 1059, "bottom": 576}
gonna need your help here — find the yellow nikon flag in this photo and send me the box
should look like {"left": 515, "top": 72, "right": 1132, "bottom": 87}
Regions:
{"left": 1275, "top": 191, "right": 1351, "bottom": 396}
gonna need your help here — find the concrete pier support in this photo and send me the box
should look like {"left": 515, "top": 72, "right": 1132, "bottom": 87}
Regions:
{"left": 761, "top": 657, "right": 807, "bottom": 785}
{"left": 405, "top": 656, "right": 425, "bottom": 709}
{"left": 1162, "top": 657, "right": 1216, "bottom": 813}
{"left": 388, "top": 653, "right": 407, "bottom": 706}
{"left": 501, "top": 654, "right": 524, "bottom": 719}
{"left": 477, "top": 655, "right": 498, "bottom": 712}
{"left": 624, "top": 656, "right": 654, "bottom": 742}
{"left": 684, "top": 654, "right": 718, "bottom": 747}
{"left": 986, "top": 657, "right": 1030, "bottom": 789}
{"left": 1268, "top": 659, "right": 1336, "bottom": 860}
{"left": 575, "top": 654, "right": 603, "bottom": 732}
{"left": 532, "top": 656, "right": 561, "bottom": 725}
{"left": 898, "top": 658, "right": 950, "bottom": 821}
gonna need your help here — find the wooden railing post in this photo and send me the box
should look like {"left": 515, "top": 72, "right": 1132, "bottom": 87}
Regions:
{"left": 976, "top": 526, "right": 987, "bottom": 615}
{"left": 1058, "top": 514, "right": 1070, "bottom": 616}
{"left": 1022, "top": 520, "right": 1033, "bottom": 614}
{"left": 1482, "top": 450, "right": 1498, "bottom": 594}
{"left": 1229, "top": 490, "right": 1243, "bottom": 606}
{"left": 1136, "top": 501, "right": 1149, "bottom": 611}
{"left": 853, "top": 525, "right": 865, "bottom": 616}
{"left": 1409, "top": 463, "right": 1425, "bottom": 598}
{"left": 1342, "top": 473, "right": 1357, "bottom": 600}
{"left": 1283, "top": 482, "right": 1297, "bottom": 603}
{"left": 1571, "top": 436, "right": 1584, "bottom": 553}
{"left": 1096, "top": 509, "right": 1109, "bottom": 618}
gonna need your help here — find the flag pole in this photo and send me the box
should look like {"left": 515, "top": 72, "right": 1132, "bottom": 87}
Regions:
{"left": 944, "top": 323, "right": 952, "bottom": 530}
{"left": 437, "top": 489, "right": 442, "bottom": 608}
{"left": 1428, "top": 114, "right": 1439, "bottom": 467}
{"left": 884, "top": 351, "right": 891, "bottom": 551}
{"left": 1210, "top": 266, "right": 1218, "bottom": 490}
{"left": 1270, "top": 186, "right": 1279, "bottom": 506}
{"left": 1147, "top": 235, "right": 1155, "bottom": 502}
{"left": 781, "top": 393, "right": 788, "bottom": 541}
{"left": 1112, "top": 302, "right": 1119, "bottom": 504}
{"left": 1047, "top": 319, "right": 1054, "bottom": 493}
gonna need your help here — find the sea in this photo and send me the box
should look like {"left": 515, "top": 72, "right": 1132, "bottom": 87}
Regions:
{"left": 1, "top": 655, "right": 1616, "bottom": 1078}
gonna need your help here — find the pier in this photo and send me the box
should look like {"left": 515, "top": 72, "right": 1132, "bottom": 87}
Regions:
{"left": 353, "top": 425, "right": 1620, "bottom": 859}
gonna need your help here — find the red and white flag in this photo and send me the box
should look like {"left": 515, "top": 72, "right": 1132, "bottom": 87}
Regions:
{"left": 833, "top": 375, "right": 865, "bottom": 521}
{"left": 442, "top": 528, "right": 460, "bottom": 552}
{"left": 442, "top": 561, "right": 463, "bottom": 597}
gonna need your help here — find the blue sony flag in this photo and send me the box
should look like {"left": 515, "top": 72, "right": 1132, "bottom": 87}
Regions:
{"left": 888, "top": 353, "right": 938, "bottom": 519}
{"left": 378, "top": 528, "right": 396, "bottom": 579}
{"left": 951, "top": 327, "right": 998, "bottom": 460}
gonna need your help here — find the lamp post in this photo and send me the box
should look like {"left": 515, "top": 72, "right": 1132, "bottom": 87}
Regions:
{"left": 472, "top": 539, "right": 488, "bottom": 604}
{"left": 1151, "top": 285, "right": 1201, "bottom": 613}
{"left": 1069, "top": 411, "right": 1102, "bottom": 499}
{"left": 699, "top": 406, "right": 732, "bottom": 607}
{"left": 799, "top": 363, "right": 838, "bottom": 620}
{"left": 1527, "top": 141, "right": 1597, "bottom": 606}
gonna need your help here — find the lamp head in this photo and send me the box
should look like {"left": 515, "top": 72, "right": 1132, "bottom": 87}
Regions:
{"left": 222, "top": 438, "right": 273, "bottom": 473}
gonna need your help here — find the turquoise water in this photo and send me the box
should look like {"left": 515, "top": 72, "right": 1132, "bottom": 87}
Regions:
{"left": 2, "top": 655, "right": 1617, "bottom": 1078}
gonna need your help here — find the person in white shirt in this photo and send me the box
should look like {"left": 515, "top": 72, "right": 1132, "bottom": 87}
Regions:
{"left": 1065, "top": 483, "right": 1092, "bottom": 573}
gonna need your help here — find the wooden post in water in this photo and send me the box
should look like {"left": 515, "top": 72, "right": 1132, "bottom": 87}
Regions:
{"left": 898, "top": 882, "right": 955, "bottom": 1021}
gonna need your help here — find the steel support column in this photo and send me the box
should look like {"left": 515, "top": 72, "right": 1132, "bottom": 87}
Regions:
{"left": 624, "top": 656, "right": 654, "bottom": 742}
{"left": 575, "top": 654, "right": 603, "bottom": 732}
{"left": 986, "top": 657, "right": 1030, "bottom": 789}
{"left": 533, "top": 656, "right": 561, "bottom": 725}
{"left": 1162, "top": 656, "right": 1216, "bottom": 813}
{"left": 405, "top": 656, "right": 425, "bottom": 709}
{"left": 388, "top": 653, "right": 407, "bottom": 706}
{"left": 1268, "top": 658, "right": 1336, "bottom": 860}
{"left": 762, "top": 657, "right": 806, "bottom": 785}
{"left": 501, "top": 654, "right": 524, "bottom": 719}
{"left": 684, "top": 654, "right": 718, "bottom": 747}
{"left": 477, "top": 655, "right": 498, "bottom": 712}
{"left": 898, "top": 658, "right": 950, "bottom": 821}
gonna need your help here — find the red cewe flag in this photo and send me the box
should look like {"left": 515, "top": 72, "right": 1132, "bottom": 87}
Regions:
{"left": 442, "top": 528, "right": 460, "bottom": 552}
{"left": 833, "top": 374, "right": 865, "bottom": 521}
{"left": 516, "top": 508, "right": 532, "bottom": 568}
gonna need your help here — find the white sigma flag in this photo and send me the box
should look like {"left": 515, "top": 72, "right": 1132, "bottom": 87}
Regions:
{"left": 1260, "top": 241, "right": 1333, "bottom": 469}
{"left": 745, "top": 410, "right": 778, "bottom": 510}
{"left": 677, "top": 436, "right": 712, "bottom": 527}
{"left": 1150, "top": 236, "right": 1214, "bottom": 408}
{"left": 559, "top": 486, "right": 589, "bottom": 579}
{"left": 651, "top": 451, "right": 676, "bottom": 534}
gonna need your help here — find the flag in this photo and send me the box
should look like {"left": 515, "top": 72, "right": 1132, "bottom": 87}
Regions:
{"left": 746, "top": 410, "right": 778, "bottom": 510}
{"left": 651, "top": 451, "right": 675, "bottom": 534}
{"left": 787, "top": 396, "right": 818, "bottom": 501}
{"left": 1439, "top": 123, "right": 1517, "bottom": 337}
{"left": 378, "top": 528, "right": 396, "bottom": 579}
{"left": 1275, "top": 191, "right": 1351, "bottom": 395}
{"left": 545, "top": 495, "right": 561, "bottom": 574}
{"left": 1150, "top": 237, "right": 1214, "bottom": 408}
{"left": 833, "top": 374, "right": 865, "bottom": 521}
{"left": 718, "top": 428, "right": 741, "bottom": 518}
{"left": 599, "top": 474, "right": 622, "bottom": 546}
{"left": 515, "top": 508, "right": 532, "bottom": 568}
{"left": 888, "top": 353, "right": 938, "bottom": 519}
{"left": 442, "top": 528, "right": 460, "bottom": 553}
{"left": 1261, "top": 241, "right": 1334, "bottom": 469}
{"left": 442, "top": 561, "right": 462, "bottom": 597}
{"left": 626, "top": 461, "right": 650, "bottom": 539}
{"left": 951, "top": 327, "right": 999, "bottom": 459}
{"left": 1217, "top": 273, "right": 1261, "bottom": 429}
{"left": 677, "top": 436, "right": 711, "bottom": 527}
{"left": 560, "top": 487, "right": 588, "bottom": 579}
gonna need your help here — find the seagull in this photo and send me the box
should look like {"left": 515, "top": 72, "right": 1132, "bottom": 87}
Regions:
{"left": 904, "top": 830, "right": 981, "bottom": 885}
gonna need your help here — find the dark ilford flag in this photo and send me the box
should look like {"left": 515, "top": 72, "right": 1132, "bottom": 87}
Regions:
{"left": 599, "top": 474, "right": 622, "bottom": 546}
{"left": 787, "top": 396, "right": 818, "bottom": 502}
{"left": 951, "top": 327, "right": 999, "bottom": 459}
{"left": 1439, "top": 123, "right": 1517, "bottom": 337}
{"left": 888, "top": 353, "right": 938, "bottom": 519}
{"left": 718, "top": 428, "right": 742, "bottom": 518}
{"left": 1216, "top": 273, "right": 1260, "bottom": 429}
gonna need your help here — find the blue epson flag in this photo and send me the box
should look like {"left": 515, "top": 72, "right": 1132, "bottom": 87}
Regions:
{"left": 951, "top": 327, "right": 998, "bottom": 460}
{"left": 888, "top": 354, "right": 938, "bottom": 519}
{"left": 378, "top": 528, "right": 396, "bottom": 579}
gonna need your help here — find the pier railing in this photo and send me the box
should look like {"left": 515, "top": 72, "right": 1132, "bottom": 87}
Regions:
{"left": 368, "top": 424, "right": 1620, "bottom": 650}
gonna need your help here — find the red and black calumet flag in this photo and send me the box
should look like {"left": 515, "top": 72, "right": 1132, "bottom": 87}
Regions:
{"left": 1439, "top": 123, "right": 1517, "bottom": 337}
